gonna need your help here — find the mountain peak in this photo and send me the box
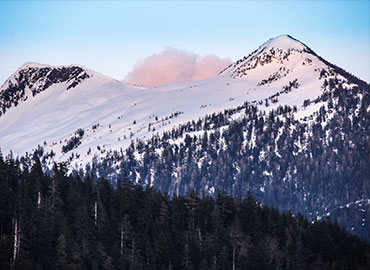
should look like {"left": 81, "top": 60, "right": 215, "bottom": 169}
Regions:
{"left": 15, "top": 62, "right": 93, "bottom": 74}
{"left": 0, "top": 63, "right": 92, "bottom": 117}
{"left": 261, "top": 34, "right": 308, "bottom": 52}
{"left": 224, "top": 34, "right": 317, "bottom": 79}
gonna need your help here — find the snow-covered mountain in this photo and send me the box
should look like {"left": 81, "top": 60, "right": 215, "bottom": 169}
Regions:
{"left": 1, "top": 35, "right": 369, "bottom": 240}
{"left": 0, "top": 35, "right": 347, "bottom": 169}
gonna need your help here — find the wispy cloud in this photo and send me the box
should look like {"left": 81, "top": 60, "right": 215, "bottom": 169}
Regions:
{"left": 124, "top": 48, "right": 231, "bottom": 87}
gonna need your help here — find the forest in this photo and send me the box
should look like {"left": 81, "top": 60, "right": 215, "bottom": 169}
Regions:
{"left": 0, "top": 155, "right": 369, "bottom": 270}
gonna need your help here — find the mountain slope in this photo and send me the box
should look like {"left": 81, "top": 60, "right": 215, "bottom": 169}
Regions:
{"left": 0, "top": 35, "right": 339, "bottom": 168}
{"left": 0, "top": 35, "right": 369, "bottom": 240}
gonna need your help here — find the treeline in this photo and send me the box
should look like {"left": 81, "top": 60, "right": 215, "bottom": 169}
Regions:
{"left": 0, "top": 156, "right": 369, "bottom": 270}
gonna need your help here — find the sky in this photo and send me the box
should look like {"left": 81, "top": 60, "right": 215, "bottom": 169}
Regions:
{"left": 0, "top": 0, "right": 369, "bottom": 85}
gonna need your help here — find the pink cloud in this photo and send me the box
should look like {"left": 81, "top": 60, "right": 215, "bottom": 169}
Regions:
{"left": 124, "top": 48, "right": 231, "bottom": 87}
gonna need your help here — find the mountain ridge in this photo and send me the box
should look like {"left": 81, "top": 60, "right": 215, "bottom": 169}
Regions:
{"left": 0, "top": 35, "right": 369, "bottom": 240}
{"left": 0, "top": 34, "right": 367, "bottom": 176}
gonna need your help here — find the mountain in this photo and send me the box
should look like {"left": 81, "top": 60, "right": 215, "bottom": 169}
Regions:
{"left": 0, "top": 35, "right": 342, "bottom": 167}
{"left": 0, "top": 35, "right": 369, "bottom": 240}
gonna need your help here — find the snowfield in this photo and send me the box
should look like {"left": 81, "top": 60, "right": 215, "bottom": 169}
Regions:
{"left": 0, "top": 35, "right": 344, "bottom": 170}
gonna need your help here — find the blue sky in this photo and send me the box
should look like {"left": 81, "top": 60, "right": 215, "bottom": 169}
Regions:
{"left": 0, "top": 0, "right": 369, "bottom": 83}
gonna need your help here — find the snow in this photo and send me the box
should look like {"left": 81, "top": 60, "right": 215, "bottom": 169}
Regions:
{"left": 255, "top": 35, "right": 308, "bottom": 55}
{"left": 0, "top": 35, "right": 351, "bottom": 172}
